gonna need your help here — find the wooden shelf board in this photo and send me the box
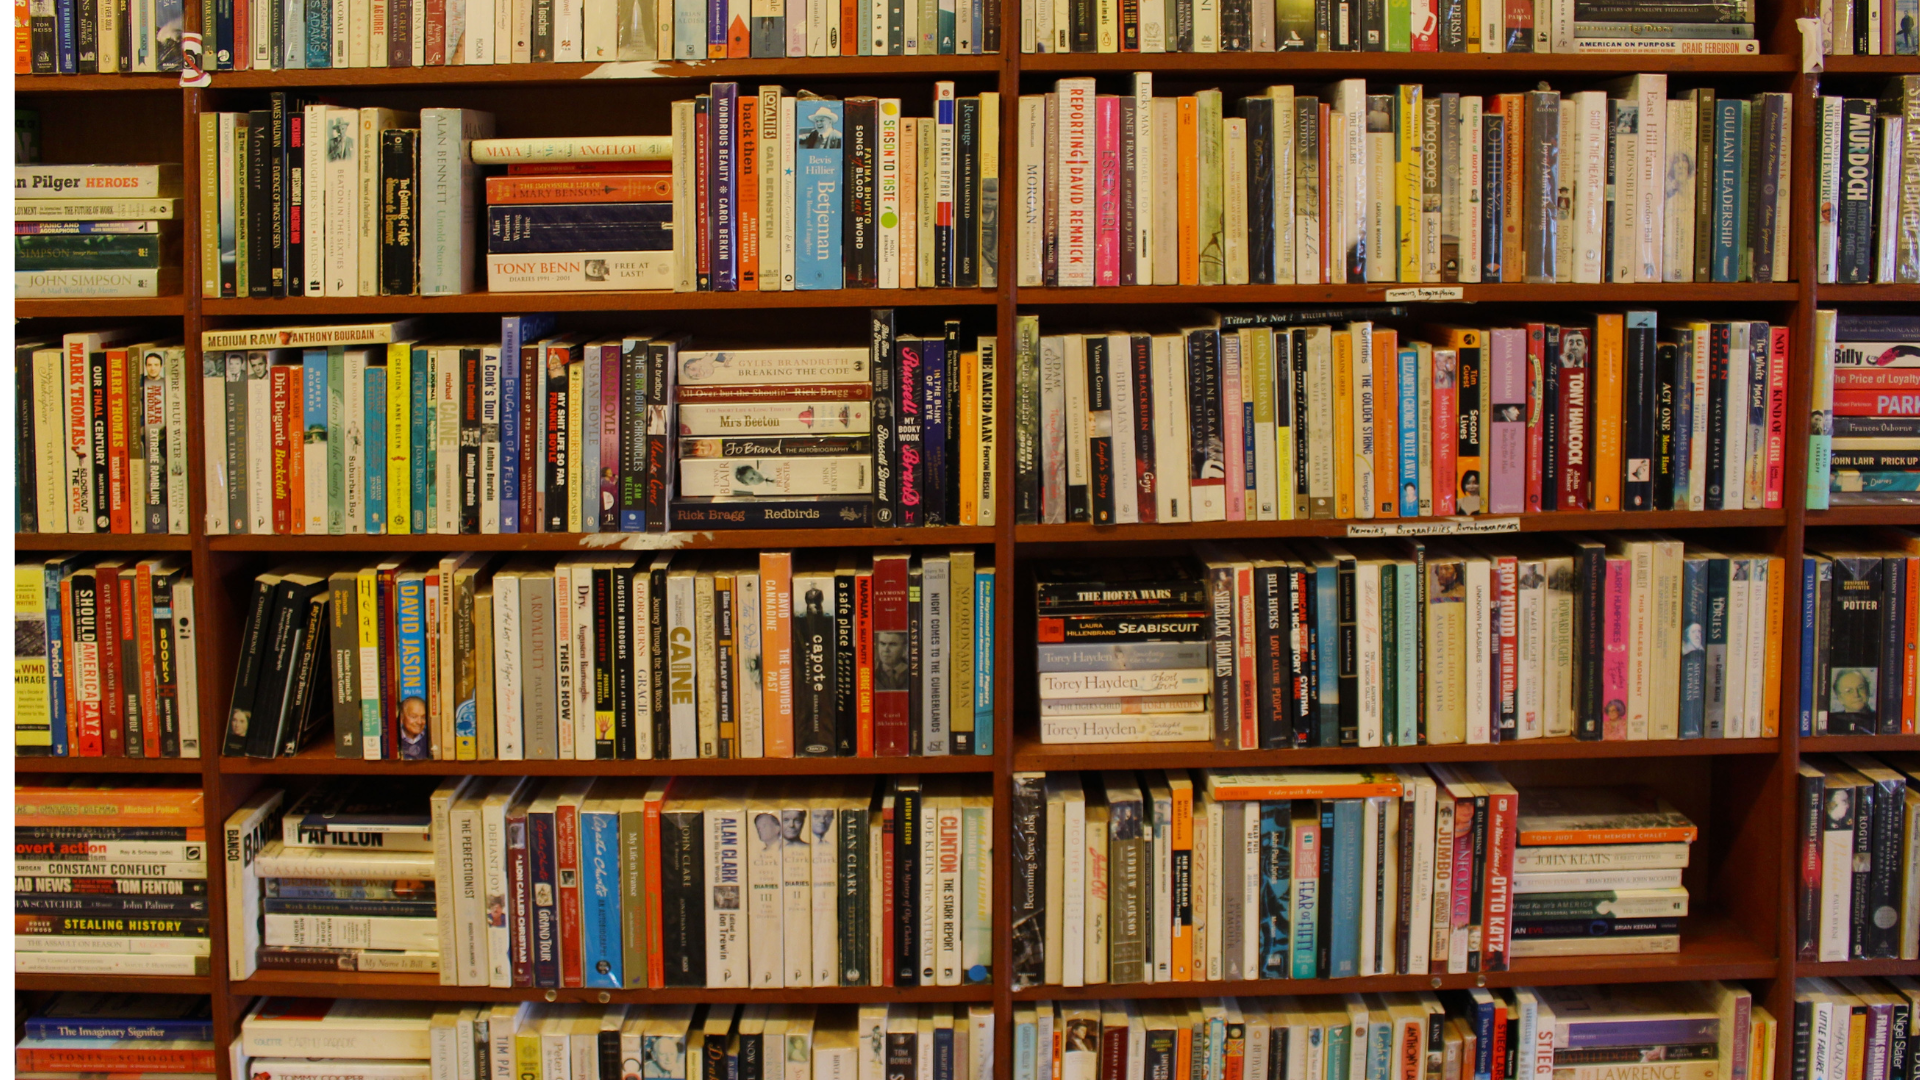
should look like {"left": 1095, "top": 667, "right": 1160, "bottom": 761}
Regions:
{"left": 1013, "top": 735, "right": 1780, "bottom": 771}
{"left": 15, "top": 73, "right": 185, "bottom": 92}
{"left": 232, "top": 970, "right": 995, "bottom": 1002}
{"left": 205, "top": 526, "right": 996, "bottom": 552}
{"left": 1014, "top": 283, "right": 1801, "bottom": 305}
{"left": 17, "top": 297, "right": 187, "bottom": 318}
{"left": 1808, "top": 504, "right": 1920, "bottom": 526}
{"left": 1797, "top": 959, "right": 1920, "bottom": 976}
{"left": 1815, "top": 284, "right": 1920, "bottom": 301}
{"left": 1017, "top": 52, "right": 1797, "bottom": 76}
{"left": 1801, "top": 734, "right": 1920, "bottom": 751}
{"left": 16, "top": 754, "right": 205, "bottom": 773}
{"left": 206, "top": 55, "right": 1002, "bottom": 88}
{"left": 1016, "top": 509, "right": 1783, "bottom": 544}
{"left": 1821, "top": 56, "right": 1920, "bottom": 74}
{"left": 13, "top": 972, "right": 213, "bottom": 993}
{"left": 201, "top": 289, "right": 993, "bottom": 315}
{"left": 1016, "top": 921, "right": 1773, "bottom": 999}
{"left": 220, "top": 742, "right": 997, "bottom": 775}
{"left": 15, "top": 532, "right": 196, "bottom": 552}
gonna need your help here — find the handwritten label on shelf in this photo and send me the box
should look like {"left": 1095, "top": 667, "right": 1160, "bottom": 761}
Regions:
{"left": 1346, "top": 517, "right": 1521, "bottom": 538}
{"left": 1384, "top": 286, "right": 1464, "bottom": 302}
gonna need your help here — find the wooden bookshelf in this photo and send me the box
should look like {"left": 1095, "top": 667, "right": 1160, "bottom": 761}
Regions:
{"left": 14, "top": 6, "right": 1890, "bottom": 1077}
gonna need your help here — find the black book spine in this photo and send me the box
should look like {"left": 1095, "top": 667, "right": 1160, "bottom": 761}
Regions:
{"left": 887, "top": 1033, "right": 917, "bottom": 1080}
{"left": 1131, "top": 334, "right": 1156, "bottom": 518}
{"left": 833, "top": 570, "right": 857, "bottom": 756}
{"left": 796, "top": 581, "right": 836, "bottom": 756}
{"left": 1087, "top": 335, "right": 1115, "bottom": 525}
{"left": 1790, "top": 999, "right": 1814, "bottom": 1080}
{"left": 88, "top": 350, "right": 109, "bottom": 530}
{"left": 644, "top": 340, "right": 674, "bottom": 533}
{"left": 1540, "top": 327, "right": 1561, "bottom": 512}
{"left": 280, "top": 594, "right": 331, "bottom": 757}
{"left": 702, "top": 1027, "right": 727, "bottom": 1080}
{"left": 30, "top": 1, "right": 55, "bottom": 71}
{"left": 287, "top": 100, "right": 306, "bottom": 298}
{"left": 1359, "top": 0, "right": 1382, "bottom": 47}
{"left": 659, "top": 809, "right": 706, "bottom": 985}
{"left": 1884, "top": 557, "right": 1907, "bottom": 735}
{"left": 152, "top": 570, "right": 182, "bottom": 757}
{"left": 1222, "top": 0, "right": 1250, "bottom": 46}
{"left": 1292, "top": 332, "right": 1311, "bottom": 512}
{"left": 611, "top": 565, "right": 636, "bottom": 759}
{"left": 1245, "top": 98, "right": 1275, "bottom": 285}
{"left": 619, "top": 340, "right": 647, "bottom": 531}
{"left": 1623, "top": 315, "right": 1655, "bottom": 510}
{"left": 543, "top": 347, "right": 570, "bottom": 532}
{"left": 1013, "top": 319, "right": 1040, "bottom": 524}
{"left": 1838, "top": 98, "right": 1876, "bottom": 285}
{"left": 1190, "top": 330, "right": 1222, "bottom": 513}
{"left": 844, "top": 98, "right": 879, "bottom": 290}
{"left": 982, "top": 0, "right": 999, "bottom": 50}
{"left": 1653, "top": 341, "right": 1677, "bottom": 511}
{"left": 896, "top": 337, "right": 924, "bottom": 528}
{"left": 223, "top": 576, "right": 278, "bottom": 756}
{"left": 16, "top": 356, "right": 35, "bottom": 533}
{"left": 1705, "top": 323, "right": 1730, "bottom": 510}
{"left": 837, "top": 800, "right": 870, "bottom": 985}
{"left": 648, "top": 564, "right": 670, "bottom": 756}
{"left": 1867, "top": 773, "right": 1908, "bottom": 958}
{"left": 893, "top": 783, "right": 921, "bottom": 986}
{"left": 530, "top": 0, "right": 551, "bottom": 59}
{"left": 1851, "top": 780, "right": 1875, "bottom": 959}
{"left": 1891, "top": 1001, "right": 1912, "bottom": 1080}
{"left": 870, "top": 309, "right": 898, "bottom": 527}
{"left": 1254, "top": 564, "right": 1286, "bottom": 749}
{"left": 955, "top": 98, "right": 980, "bottom": 289}
{"left": 1572, "top": 544, "right": 1606, "bottom": 740}
{"left": 907, "top": 565, "right": 922, "bottom": 754}
{"left": 74, "top": 0, "right": 96, "bottom": 70}
{"left": 1292, "top": 567, "right": 1317, "bottom": 747}
{"left": 248, "top": 111, "right": 271, "bottom": 298}
{"left": 245, "top": 580, "right": 306, "bottom": 758}
{"left": 1482, "top": 115, "right": 1504, "bottom": 283}
{"left": 941, "top": 321, "right": 963, "bottom": 523}
{"left": 1794, "top": 765, "right": 1824, "bottom": 960}
{"left": 1208, "top": 562, "right": 1237, "bottom": 750}
{"left": 269, "top": 93, "right": 288, "bottom": 297}
{"left": 1071, "top": 0, "right": 1093, "bottom": 50}
{"left": 1008, "top": 773, "right": 1045, "bottom": 990}
{"left": 460, "top": 348, "right": 481, "bottom": 533}
{"left": 1336, "top": 556, "right": 1358, "bottom": 745}
{"left": 379, "top": 127, "right": 419, "bottom": 297}
{"left": 591, "top": 568, "right": 615, "bottom": 759}
{"left": 599, "top": 1030, "right": 622, "bottom": 1080}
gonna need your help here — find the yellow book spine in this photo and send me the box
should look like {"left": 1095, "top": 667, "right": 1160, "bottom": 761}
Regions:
{"left": 1333, "top": 329, "right": 1355, "bottom": 520}
{"left": 1179, "top": 97, "right": 1200, "bottom": 287}
{"left": 566, "top": 360, "right": 584, "bottom": 533}
{"left": 1397, "top": 85, "right": 1422, "bottom": 285}
{"left": 1593, "top": 313, "right": 1624, "bottom": 512}
{"left": 1373, "top": 329, "right": 1400, "bottom": 518}
{"left": 1763, "top": 555, "right": 1784, "bottom": 738}
{"left": 514, "top": 1028, "right": 541, "bottom": 1080}
{"left": 1465, "top": 0, "right": 1480, "bottom": 49}
{"left": 387, "top": 341, "right": 411, "bottom": 536}
{"left": 356, "top": 569, "right": 380, "bottom": 757}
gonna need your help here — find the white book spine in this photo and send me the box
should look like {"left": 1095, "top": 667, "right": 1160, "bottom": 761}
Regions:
{"left": 1224, "top": 117, "right": 1249, "bottom": 285}
{"left": 1056, "top": 79, "right": 1096, "bottom": 287}
{"left": 1516, "top": 562, "right": 1543, "bottom": 739}
{"left": 666, "top": 571, "right": 699, "bottom": 758}
{"left": 781, "top": 804, "right": 813, "bottom": 985}
{"left": 342, "top": 349, "right": 367, "bottom": 532}
{"left": 1627, "top": 542, "right": 1653, "bottom": 739}
{"left": 1663, "top": 99, "right": 1696, "bottom": 282}
{"left": 673, "top": 103, "right": 695, "bottom": 291}
{"left": 1723, "top": 324, "right": 1749, "bottom": 508}
{"left": 1062, "top": 788, "right": 1086, "bottom": 987}
{"left": 748, "top": 804, "right": 785, "bottom": 988}
{"left": 1464, "top": 558, "right": 1492, "bottom": 743}
{"left": 247, "top": 362, "right": 272, "bottom": 534}
{"left": 585, "top": 0, "right": 616, "bottom": 57}
{"left": 1154, "top": 98, "right": 1180, "bottom": 285}
{"left": 936, "top": 798, "right": 965, "bottom": 986}
{"left": 326, "top": 109, "right": 359, "bottom": 297}
{"left": 707, "top": 801, "right": 747, "bottom": 987}
{"left": 1358, "top": 796, "right": 1380, "bottom": 975}
{"left": 781, "top": 96, "right": 799, "bottom": 289}
{"left": 878, "top": 101, "right": 902, "bottom": 288}
{"left": 572, "top": 565, "right": 597, "bottom": 758}
{"left": 1357, "top": 561, "right": 1382, "bottom": 745}
{"left": 451, "top": 802, "right": 486, "bottom": 985}
{"left": 482, "top": 796, "right": 515, "bottom": 985}
{"left": 1406, "top": 776, "right": 1436, "bottom": 974}
{"left": 1018, "top": 95, "right": 1045, "bottom": 287}
{"left": 1352, "top": 325, "right": 1375, "bottom": 519}
{"left": 1573, "top": 91, "right": 1607, "bottom": 283}
{"left": 1272, "top": 88, "right": 1295, "bottom": 285}
{"left": 810, "top": 801, "right": 837, "bottom": 985}
{"left": 197, "top": 355, "right": 227, "bottom": 534}
{"left": 493, "top": 574, "right": 523, "bottom": 760}
{"left": 1109, "top": 334, "right": 1139, "bottom": 524}
{"left": 1744, "top": 559, "right": 1768, "bottom": 739}
{"left": 1634, "top": 76, "right": 1667, "bottom": 282}
{"left": 1461, "top": 101, "right": 1483, "bottom": 283}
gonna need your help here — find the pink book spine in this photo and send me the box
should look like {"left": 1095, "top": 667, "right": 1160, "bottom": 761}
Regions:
{"left": 1525, "top": 324, "right": 1546, "bottom": 513}
{"left": 1602, "top": 555, "right": 1631, "bottom": 740}
{"left": 1489, "top": 327, "right": 1527, "bottom": 514}
{"left": 1095, "top": 95, "right": 1122, "bottom": 288}
{"left": 1433, "top": 348, "right": 1459, "bottom": 517}
{"left": 1449, "top": 795, "right": 1474, "bottom": 966}
{"left": 1222, "top": 333, "right": 1246, "bottom": 521}
{"left": 600, "top": 345, "right": 621, "bottom": 529}
{"left": 1765, "top": 325, "right": 1789, "bottom": 508}
{"left": 1495, "top": 556, "right": 1518, "bottom": 741}
{"left": 786, "top": 0, "right": 806, "bottom": 55}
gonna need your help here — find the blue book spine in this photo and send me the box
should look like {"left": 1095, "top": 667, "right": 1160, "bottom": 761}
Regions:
{"left": 1290, "top": 816, "right": 1317, "bottom": 977}
{"left": 1797, "top": 553, "right": 1812, "bottom": 730}
{"left": 1680, "top": 556, "right": 1708, "bottom": 739}
{"left": 581, "top": 807, "right": 622, "bottom": 987}
{"left": 673, "top": 0, "right": 703, "bottom": 56}
{"left": 305, "top": 0, "right": 330, "bottom": 64}
{"left": 1013, "top": 1017, "right": 1036, "bottom": 1080}
{"left": 1315, "top": 564, "right": 1339, "bottom": 745}
{"left": 974, "top": 569, "right": 993, "bottom": 753}
{"left": 581, "top": 352, "right": 601, "bottom": 535}
{"left": 1257, "top": 802, "right": 1290, "bottom": 979}
{"left": 712, "top": 83, "right": 739, "bottom": 292}
{"left": 396, "top": 575, "right": 427, "bottom": 714}
{"left": 1367, "top": 1006, "right": 1392, "bottom": 1080}
{"left": 1472, "top": 999, "right": 1496, "bottom": 1080}
{"left": 365, "top": 366, "right": 387, "bottom": 533}
{"left": 42, "top": 561, "right": 68, "bottom": 757}
{"left": 23, "top": 1019, "right": 217, "bottom": 1040}
{"left": 529, "top": 808, "right": 560, "bottom": 987}
{"left": 484, "top": 204, "right": 675, "bottom": 254}
{"left": 923, "top": 339, "right": 947, "bottom": 524}
{"left": 1712, "top": 100, "right": 1741, "bottom": 283}
{"left": 55, "top": 0, "right": 75, "bottom": 70}
{"left": 934, "top": 1023, "right": 955, "bottom": 1080}
{"left": 1327, "top": 798, "right": 1362, "bottom": 978}
{"left": 410, "top": 347, "right": 431, "bottom": 533}
{"left": 500, "top": 319, "right": 524, "bottom": 532}
{"left": 795, "top": 100, "right": 846, "bottom": 290}
{"left": 706, "top": 0, "right": 725, "bottom": 53}
{"left": 1204, "top": 1017, "right": 1225, "bottom": 1080}
{"left": 1397, "top": 348, "right": 1419, "bottom": 516}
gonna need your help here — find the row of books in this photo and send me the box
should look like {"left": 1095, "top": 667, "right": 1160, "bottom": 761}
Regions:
{"left": 1020, "top": 0, "right": 1757, "bottom": 51}
{"left": 201, "top": 102, "right": 492, "bottom": 298}
{"left": 14, "top": 555, "right": 202, "bottom": 759}
{"left": 1010, "top": 770, "right": 1697, "bottom": 987}
{"left": 1790, "top": 978, "right": 1920, "bottom": 1080}
{"left": 225, "top": 775, "right": 994, "bottom": 986}
{"left": 1017, "top": 983, "right": 1773, "bottom": 1080}
{"left": 197, "top": 314, "right": 995, "bottom": 536}
{"left": 1014, "top": 75, "right": 1792, "bottom": 289}
{"left": 227, "top": 547, "right": 994, "bottom": 762}
{"left": 15, "top": 0, "right": 186, "bottom": 73}
{"left": 17, "top": 995, "right": 216, "bottom": 1077}
{"left": 236, "top": 999, "right": 995, "bottom": 1080}
{"left": 1799, "top": 531, "right": 1920, "bottom": 736}
{"left": 1816, "top": 84, "right": 1920, "bottom": 285}
{"left": 15, "top": 782, "right": 211, "bottom": 975}
{"left": 1809, "top": 312, "right": 1920, "bottom": 503}
{"left": 15, "top": 330, "right": 194, "bottom": 534}
{"left": 1796, "top": 755, "right": 1920, "bottom": 962}
{"left": 1009, "top": 311, "right": 1788, "bottom": 528}
{"left": 1818, "top": 0, "right": 1920, "bottom": 53}
{"left": 1035, "top": 539, "right": 1782, "bottom": 751}
{"left": 16, "top": 164, "right": 183, "bottom": 298}
{"left": 664, "top": 84, "right": 1001, "bottom": 294}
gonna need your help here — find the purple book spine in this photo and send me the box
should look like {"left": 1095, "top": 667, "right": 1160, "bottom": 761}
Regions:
{"left": 1602, "top": 554, "right": 1631, "bottom": 741}
{"left": 484, "top": 204, "right": 675, "bottom": 254}
{"left": 1561, "top": 1019, "right": 1720, "bottom": 1050}
{"left": 1489, "top": 326, "right": 1527, "bottom": 514}
{"left": 600, "top": 345, "right": 621, "bottom": 531}
{"left": 711, "top": 82, "right": 738, "bottom": 292}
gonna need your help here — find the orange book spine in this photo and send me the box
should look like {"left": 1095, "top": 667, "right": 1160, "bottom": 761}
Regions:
{"left": 106, "top": 349, "right": 130, "bottom": 534}
{"left": 1178, "top": 97, "right": 1199, "bottom": 286}
{"left": 134, "top": 562, "right": 161, "bottom": 758}
{"left": 1174, "top": 1028, "right": 1193, "bottom": 1080}
{"left": 1592, "top": 313, "right": 1623, "bottom": 511}
{"left": 841, "top": 0, "right": 857, "bottom": 52}
{"left": 959, "top": 348, "right": 980, "bottom": 525}
{"left": 727, "top": 6, "right": 748, "bottom": 55}
{"left": 1169, "top": 777, "right": 1194, "bottom": 980}
{"left": 1333, "top": 329, "right": 1355, "bottom": 520}
{"left": 1372, "top": 328, "right": 1400, "bottom": 518}
{"left": 482, "top": 175, "right": 674, "bottom": 204}
{"left": 1764, "top": 555, "right": 1785, "bottom": 738}
{"left": 287, "top": 364, "right": 306, "bottom": 535}
{"left": 855, "top": 570, "right": 874, "bottom": 756}
{"left": 15, "top": 0, "right": 27, "bottom": 73}
{"left": 737, "top": 95, "right": 759, "bottom": 290}
{"left": 1500, "top": 94, "right": 1526, "bottom": 282}
{"left": 759, "top": 550, "right": 794, "bottom": 757}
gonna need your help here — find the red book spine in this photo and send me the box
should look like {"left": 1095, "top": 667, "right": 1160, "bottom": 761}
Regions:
{"left": 1524, "top": 324, "right": 1545, "bottom": 513}
{"left": 425, "top": 0, "right": 446, "bottom": 63}
{"left": 1235, "top": 564, "right": 1256, "bottom": 750}
{"left": 135, "top": 562, "right": 162, "bottom": 758}
{"left": 288, "top": 364, "right": 306, "bottom": 534}
{"left": 106, "top": 349, "right": 130, "bottom": 533}
{"left": 233, "top": 0, "right": 247, "bottom": 68}
{"left": 1501, "top": 0, "right": 1530, "bottom": 48}
{"left": 1495, "top": 556, "right": 1518, "bottom": 742}
{"left": 484, "top": 174, "right": 675, "bottom": 203}
{"left": 839, "top": 0, "right": 856, "bottom": 52}
{"left": 642, "top": 787, "right": 669, "bottom": 987}
{"left": 1432, "top": 349, "right": 1458, "bottom": 516}
{"left": 1120, "top": 0, "right": 1138, "bottom": 48}
{"left": 96, "top": 565, "right": 124, "bottom": 758}
{"left": 270, "top": 363, "right": 291, "bottom": 535}
{"left": 1765, "top": 324, "right": 1788, "bottom": 508}
{"left": 1555, "top": 330, "right": 1591, "bottom": 511}
{"left": 1481, "top": 784, "right": 1518, "bottom": 971}
{"left": 557, "top": 799, "right": 582, "bottom": 987}
{"left": 17, "top": 1047, "right": 219, "bottom": 1072}
{"left": 378, "top": 566, "right": 400, "bottom": 757}
{"left": 855, "top": 570, "right": 874, "bottom": 757}
{"left": 880, "top": 801, "right": 895, "bottom": 986}
{"left": 737, "top": 95, "right": 759, "bottom": 290}
{"left": 1833, "top": 390, "right": 1920, "bottom": 415}
{"left": 871, "top": 554, "right": 911, "bottom": 756}
{"left": 728, "top": 3, "right": 748, "bottom": 55}
{"left": 519, "top": 344, "right": 541, "bottom": 535}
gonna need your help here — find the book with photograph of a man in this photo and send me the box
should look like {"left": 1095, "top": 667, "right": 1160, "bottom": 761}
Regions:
{"left": 1819, "top": 552, "right": 1884, "bottom": 735}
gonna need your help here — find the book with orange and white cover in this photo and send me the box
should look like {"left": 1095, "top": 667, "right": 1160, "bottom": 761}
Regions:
{"left": 1201, "top": 768, "right": 1406, "bottom": 802}
{"left": 1513, "top": 786, "right": 1698, "bottom": 845}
